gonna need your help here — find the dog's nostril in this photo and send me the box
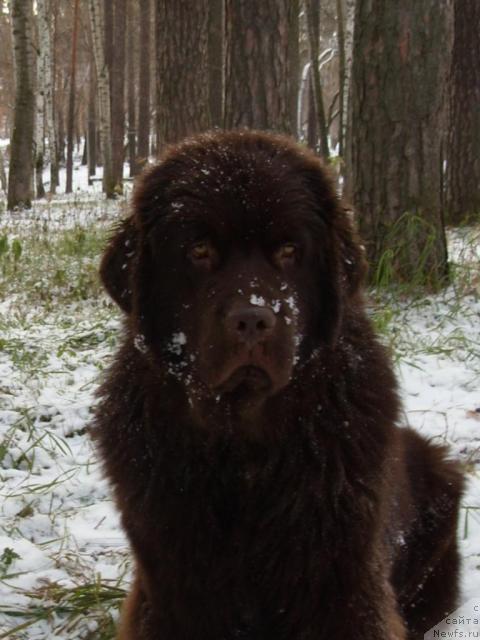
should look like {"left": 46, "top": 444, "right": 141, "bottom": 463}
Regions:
{"left": 226, "top": 306, "right": 277, "bottom": 344}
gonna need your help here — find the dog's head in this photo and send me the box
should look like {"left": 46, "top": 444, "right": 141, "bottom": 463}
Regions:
{"left": 101, "top": 131, "right": 366, "bottom": 417}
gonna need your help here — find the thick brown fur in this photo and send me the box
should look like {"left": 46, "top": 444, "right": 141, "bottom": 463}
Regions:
{"left": 93, "top": 130, "right": 464, "bottom": 640}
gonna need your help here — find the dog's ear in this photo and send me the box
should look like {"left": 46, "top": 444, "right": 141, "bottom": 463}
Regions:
{"left": 335, "top": 206, "right": 367, "bottom": 298}
{"left": 99, "top": 217, "right": 138, "bottom": 313}
{"left": 303, "top": 161, "right": 367, "bottom": 345}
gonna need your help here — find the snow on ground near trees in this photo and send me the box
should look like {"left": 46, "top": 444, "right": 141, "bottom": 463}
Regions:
{"left": 0, "top": 190, "right": 479, "bottom": 638}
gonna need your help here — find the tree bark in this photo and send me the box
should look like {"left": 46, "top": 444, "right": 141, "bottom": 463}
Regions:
{"left": 66, "top": 0, "right": 80, "bottom": 193}
{"left": 155, "top": 0, "right": 210, "bottom": 150}
{"left": 49, "top": 0, "right": 59, "bottom": 191}
{"left": 8, "top": 0, "right": 35, "bottom": 210}
{"left": 34, "top": 82, "right": 46, "bottom": 198}
{"left": 343, "top": 0, "right": 355, "bottom": 160}
{"left": 347, "top": 0, "right": 452, "bottom": 287}
{"left": 34, "top": 0, "right": 47, "bottom": 199}
{"left": 305, "top": 0, "right": 330, "bottom": 159}
{"left": 111, "top": 0, "right": 126, "bottom": 189}
{"left": 446, "top": 0, "right": 480, "bottom": 224}
{"left": 207, "top": 0, "right": 223, "bottom": 128}
{"left": 306, "top": 67, "right": 317, "bottom": 151}
{"left": 87, "top": 60, "right": 97, "bottom": 179}
{"left": 137, "top": 0, "right": 151, "bottom": 170}
{"left": 37, "top": 0, "right": 57, "bottom": 194}
{"left": 336, "top": 0, "right": 346, "bottom": 158}
{"left": 224, "top": 0, "right": 298, "bottom": 135}
{"left": 88, "top": 0, "right": 114, "bottom": 197}
{"left": 127, "top": 0, "right": 136, "bottom": 177}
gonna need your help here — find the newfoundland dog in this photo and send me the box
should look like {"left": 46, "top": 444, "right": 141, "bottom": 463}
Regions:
{"left": 94, "top": 130, "right": 463, "bottom": 640}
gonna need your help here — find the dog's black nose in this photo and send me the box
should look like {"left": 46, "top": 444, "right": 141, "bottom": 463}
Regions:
{"left": 225, "top": 306, "right": 277, "bottom": 346}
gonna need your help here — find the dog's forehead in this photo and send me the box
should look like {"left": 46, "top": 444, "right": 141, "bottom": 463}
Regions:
{"left": 162, "top": 146, "right": 317, "bottom": 236}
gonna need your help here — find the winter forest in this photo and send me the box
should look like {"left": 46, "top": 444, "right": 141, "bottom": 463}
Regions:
{"left": 0, "top": 0, "right": 479, "bottom": 638}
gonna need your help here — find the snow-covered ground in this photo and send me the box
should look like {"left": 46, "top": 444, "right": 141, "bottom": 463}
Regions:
{"left": 0, "top": 177, "right": 479, "bottom": 637}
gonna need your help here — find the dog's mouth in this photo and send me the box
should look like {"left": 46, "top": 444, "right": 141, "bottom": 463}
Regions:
{"left": 217, "top": 365, "right": 272, "bottom": 394}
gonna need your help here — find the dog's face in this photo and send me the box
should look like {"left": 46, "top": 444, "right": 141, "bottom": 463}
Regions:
{"left": 101, "top": 132, "right": 365, "bottom": 418}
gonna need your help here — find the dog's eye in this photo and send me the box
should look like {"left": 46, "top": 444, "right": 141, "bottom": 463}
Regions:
{"left": 274, "top": 243, "right": 298, "bottom": 266}
{"left": 189, "top": 242, "right": 217, "bottom": 268}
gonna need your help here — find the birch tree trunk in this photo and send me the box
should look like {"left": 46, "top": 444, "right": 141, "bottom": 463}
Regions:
{"left": 88, "top": 0, "right": 114, "bottom": 198}
{"left": 34, "top": 23, "right": 45, "bottom": 200}
{"left": 342, "top": 0, "right": 355, "bottom": 159}
{"left": 8, "top": 0, "right": 35, "bottom": 210}
{"left": 336, "top": 0, "right": 346, "bottom": 158}
{"left": 37, "top": 0, "right": 57, "bottom": 194}
{"left": 66, "top": 0, "right": 80, "bottom": 194}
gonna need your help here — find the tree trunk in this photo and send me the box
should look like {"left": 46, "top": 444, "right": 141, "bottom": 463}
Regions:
{"left": 288, "top": 0, "right": 300, "bottom": 138}
{"left": 156, "top": 0, "right": 210, "bottom": 150}
{"left": 336, "top": 0, "right": 346, "bottom": 158}
{"left": 224, "top": 0, "right": 298, "bottom": 135}
{"left": 127, "top": 0, "right": 136, "bottom": 177}
{"left": 0, "top": 150, "right": 7, "bottom": 193}
{"left": 446, "top": 0, "right": 480, "bottom": 224}
{"left": 306, "top": 68, "right": 317, "bottom": 151}
{"left": 34, "top": 2, "right": 46, "bottom": 199}
{"left": 8, "top": 0, "right": 35, "bottom": 210}
{"left": 48, "top": 0, "right": 59, "bottom": 191}
{"left": 57, "top": 107, "right": 65, "bottom": 163}
{"left": 66, "top": 0, "right": 80, "bottom": 194}
{"left": 343, "top": 0, "right": 355, "bottom": 161}
{"left": 87, "top": 60, "right": 97, "bottom": 179}
{"left": 305, "top": 0, "right": 330, "bottom": 159}
{"left": 137, "top": 0, "right": 151, "bottom": 171}
{"left": 347, "top": 0, "right": 452, "bottom": 287}
{"left": 207, "top": 0, "right": 223, "bottom": 128}
{"left": 111, "top": 0, "right": 126, "bottom": 189}
{"left": 88, "top": 0, "right": 114, "bottom": 197}
{"left": 34, "top": 119, "right": 46, "bottom": 199}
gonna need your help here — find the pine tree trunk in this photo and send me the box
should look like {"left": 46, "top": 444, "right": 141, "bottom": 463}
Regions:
{"left": 446, "top": 0, "right": 480, "bottom": 224}
{"left": 207, "top": 0, "right": 223, "bottom": 128}
{"left": 289, "top": 0, "right": 300, "bottom": 138}
{"left": 87, "top": 60, "right": 97, "bottom": 179}
{"left": 88, "top": 0, "right": 114, "bottom": 197}
{"left": 127, "top": 0, "right": 136, "bottom": 177}
{"left": 8, "top": 0, "right": 35, "bottom": 210}
{"left": 111, "top": 0, "right": 126, "bottom": 189}
{"left": 66, "top": 0, "right": 80, "bottom": 194}
{"left": 305, "top": 0, "right": 330, "bottom": 159}
{"left": 224, "top": 0, "right": 298, "bottom": 135}
{"left": 347, "top": 0, "right": 452, "bottom": 287}
{"left": 156, "top": 0, "right": 210, "bottom": 150}
{"left": 137, "top": 0, "right": 151, "bottom": 170}
{"left": 57, "top": 108, "right": 65, "bottom": 163}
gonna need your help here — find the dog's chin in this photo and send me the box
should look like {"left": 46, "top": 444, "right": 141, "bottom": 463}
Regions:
{"left": 218, "top": 365, "right": 272, "bottom": 394}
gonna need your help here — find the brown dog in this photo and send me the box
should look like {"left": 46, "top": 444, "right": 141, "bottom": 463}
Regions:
{"left": 93, "top": 130, "right": 463, "bottom": 640}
